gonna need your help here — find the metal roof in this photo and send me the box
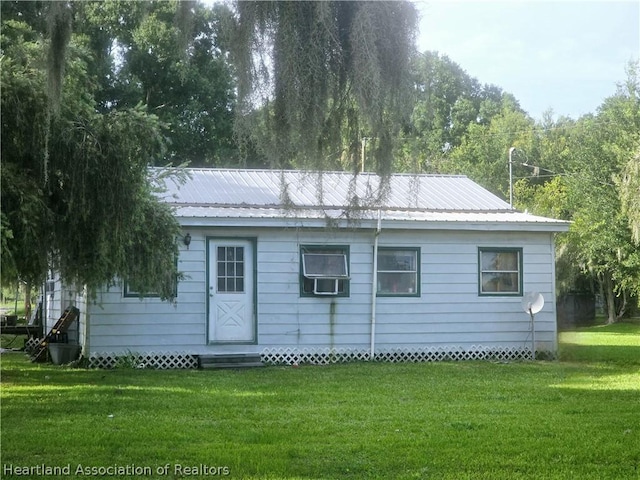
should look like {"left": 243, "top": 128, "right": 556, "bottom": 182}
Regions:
{"left": 156, "top": 168, "right": 569, "bottom": 231}
{"left": 161, "top": 168, "right": 511, "bottom": 211}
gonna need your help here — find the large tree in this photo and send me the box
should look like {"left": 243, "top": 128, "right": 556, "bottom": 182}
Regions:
{"left": 1, "top": 2, "right": 181, "bottom": 298}
{"left": 74, "top": 0, "right": 238, "bottom": 166}
{"left": 445, "top": 95, "right": 534, "bottom": 197}
{"left": 514, "top": 63, "right": 640, "bottom": 322}
{"left": 619, "top": 148, "right": 640, "bottom": 244}
{"left": 397, "top": 51, "right": 516, "bottom": 174}
{"left": 228, "top": 1, "right": 418, "bottom": 173}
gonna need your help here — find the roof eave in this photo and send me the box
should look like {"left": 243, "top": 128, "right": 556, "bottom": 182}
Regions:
{"left": 176, "top": 215, "right": 570, "bottom": 233}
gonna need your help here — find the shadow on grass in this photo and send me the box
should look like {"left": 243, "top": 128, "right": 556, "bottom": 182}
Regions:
{"left": 566, "top": 320, "right": 640, "bottom": 333}
{"left": 559, "top": 344, "right": 640, "bottom": 365}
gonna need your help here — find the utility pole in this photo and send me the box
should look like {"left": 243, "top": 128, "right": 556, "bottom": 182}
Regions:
{"left": 361, "top": 137, "right": 370, "bottom": 173}
{"left": 508, "top": 147, "right": 516, "bottom": 208}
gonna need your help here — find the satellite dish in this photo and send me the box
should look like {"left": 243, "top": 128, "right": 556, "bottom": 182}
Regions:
{"left": 522, "top": 292, "right": 544, "bottom": 314}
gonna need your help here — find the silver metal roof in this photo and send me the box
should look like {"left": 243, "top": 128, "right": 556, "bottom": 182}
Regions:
{"left": 161, "top": 168, "right": 511, "bottom": 211}
{"left": 156, "top": 168, "right": 569, "bottom": 231}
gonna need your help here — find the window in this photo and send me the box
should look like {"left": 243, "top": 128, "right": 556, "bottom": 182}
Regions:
{"left": 478, "top": 248, "right": 522, "bottom": 295}
{"left": 377, "top": 248, "right": 420, "bottom": 296}
{"left": 217, "top": 246, "right": 245, "bottom": 293}
{"left": 123, "top": 275, "right": 178, "bottom": 298}
{"left": 300, "top": 246, "right": 349, "bottom": 296}
{"left": 124, "top": 255, "right": 179, "bottom": 298}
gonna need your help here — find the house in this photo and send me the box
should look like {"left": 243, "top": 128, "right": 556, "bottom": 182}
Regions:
{"left": 44, "top": 168, "right": 570, "bottom": 368}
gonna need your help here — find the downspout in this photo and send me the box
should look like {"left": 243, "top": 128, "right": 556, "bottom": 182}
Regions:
{"left": 40, "top": 281, "right": 47, "bottom": 338}
{"left": 82, "top": 286, "right": 90, "bottom": 359}
{"left": 370, "top": 209, "right": 382, "bottom": 360}
{"left": 550, "top": 232, "right": 558, "bottom": 355}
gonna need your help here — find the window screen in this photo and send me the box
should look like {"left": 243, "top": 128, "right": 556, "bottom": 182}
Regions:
{"left": 300, "top": 246, "right": 349, "bottom": 296}
{"left": 302, "top": 253, "right": 348, "bottom": 278}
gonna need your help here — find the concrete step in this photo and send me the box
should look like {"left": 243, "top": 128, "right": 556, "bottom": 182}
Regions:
{"left": 198, "top": 353, "right": 264, "bottom": 369}
{"left": 200, "top": 361, "right": 265, "bottom": 370}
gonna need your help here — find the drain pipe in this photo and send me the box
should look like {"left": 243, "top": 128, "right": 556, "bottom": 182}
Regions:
{"left": 370, "top": 209, "right": 382, "bottom": 360}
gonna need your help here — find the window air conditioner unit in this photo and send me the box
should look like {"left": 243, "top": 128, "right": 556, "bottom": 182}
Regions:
{"left": 313, "top": 278, "right": 340, "bottom": 295}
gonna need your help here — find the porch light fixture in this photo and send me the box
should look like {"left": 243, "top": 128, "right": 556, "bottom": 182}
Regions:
{"left": 183, "top": 233, "right": 192, "bottom": 249}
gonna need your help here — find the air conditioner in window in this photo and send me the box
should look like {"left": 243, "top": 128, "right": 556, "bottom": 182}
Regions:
{"left": 313, "top": 278, "right": 339, "bottom": 295}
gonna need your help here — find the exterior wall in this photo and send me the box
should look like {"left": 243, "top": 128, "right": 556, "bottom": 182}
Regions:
{"left": 86, "top": 225, "right": 559, "bottom": 358}
{"left": 45, "top": 275, "right": 63, "bottom": 332}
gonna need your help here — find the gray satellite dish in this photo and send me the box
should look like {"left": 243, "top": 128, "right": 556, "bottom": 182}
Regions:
{"left": 522, "top": 292, "right": 544, "bottom": 314}
{"left": 522, "top": 292, "right": 544, "bottom": 360}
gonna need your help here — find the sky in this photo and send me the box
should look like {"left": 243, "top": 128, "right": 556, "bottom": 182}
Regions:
{"left": 415, "top": 0, "right": 640, "bottom": 120}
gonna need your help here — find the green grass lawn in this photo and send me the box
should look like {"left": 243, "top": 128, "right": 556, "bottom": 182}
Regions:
{"left": 1, "top": 323, "right": 639, "bottom": 480}
{"left": 0, "top": 335, "right": 27, "bottom": 350}
{"left": 0, "top": 302, "right": 27, "bottom": 318}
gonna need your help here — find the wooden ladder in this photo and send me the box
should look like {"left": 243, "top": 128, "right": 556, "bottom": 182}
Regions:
{"left": 31, "top": 306, "right": 80, "bottom": 362}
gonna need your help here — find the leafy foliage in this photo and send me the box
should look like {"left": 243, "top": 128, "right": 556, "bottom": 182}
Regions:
{"left": 74, "top": 0, "right": 238, "bottom": 166}
{"left": 446, "top": 101, "right": 533, "bottom": 197}
{"left": 515, "top": 63, "right": 640, "bottom": 321}
{"left": 1, "top": 5, "right": 181, "bottom": 298}
{"left": 618, "top": 148, "right": 640, "bottom": 244}
{"left": 398, "top": 52, "right": 511, "bottom": 173}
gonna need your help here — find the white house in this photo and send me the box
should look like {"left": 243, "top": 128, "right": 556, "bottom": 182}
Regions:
{"left": 45, "top": 168, "right": 570, "bottom": 368}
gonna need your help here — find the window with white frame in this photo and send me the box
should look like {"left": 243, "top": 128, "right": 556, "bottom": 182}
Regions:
{"left": 377, "top": 248, "right": 420, "bottom": 296}
{"left": 478, "top": 247, "right": 522, "bottom": 295}
{"left": 300, "top": 246, "right": 349, "bottom": 296}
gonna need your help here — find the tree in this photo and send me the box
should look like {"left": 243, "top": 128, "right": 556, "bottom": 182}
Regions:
{"left": 615, "top": 63, "right": 640, "bottom": 245}
{"left": 445, "top": 97, "right": 534, "bottom": 197}
{"left": 618, "top": 148, "right": 640, "bottom": 244}
{"left": 397, "top": 51, "right": 516, "bottom": 173}
{"left": 74, "top": 0, "right": 238, "bottom": 166}
{"left": 1, "top": 3, "right": 181, "bottom": 299}
{"left": 571, "top": 67, "right": 640, "bottom": 322}
{"left": 228, "top": 1, "right": 418, "bottom": 174}
{"left": 514, "top": 63, "right": 640, "bottom": 322}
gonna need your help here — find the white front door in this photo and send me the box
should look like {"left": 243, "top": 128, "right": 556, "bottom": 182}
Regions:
{"left": 208, "top": 239, "right": 255, "bottom": 343}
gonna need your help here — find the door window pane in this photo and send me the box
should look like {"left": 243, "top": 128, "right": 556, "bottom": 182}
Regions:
{"left": 217, "top": 246, "right": 245, "bottom": 293}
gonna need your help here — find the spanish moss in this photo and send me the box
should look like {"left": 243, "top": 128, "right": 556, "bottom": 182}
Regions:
{"left": 46, "top": 1, "right": 72, "bottom": 114}
{"left": 230, "top": 1, "right": 417, "bottom": 174}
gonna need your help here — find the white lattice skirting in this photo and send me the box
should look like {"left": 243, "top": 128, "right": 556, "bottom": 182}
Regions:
{"left": 86, "top": 345, "right": 538, "bottom": 369}
{"left": 24, "top": 337, "right": 42, "bottom": 353}
{"left": 260, "top": 345, "right": 534, "bottom": 365}
{"left": 89, "top": 352, "right": 198, "bottom": 370}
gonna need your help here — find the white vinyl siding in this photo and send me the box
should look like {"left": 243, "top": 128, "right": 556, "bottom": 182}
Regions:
{"left": 85, "top": 228, "right": 558, "bottom": 356}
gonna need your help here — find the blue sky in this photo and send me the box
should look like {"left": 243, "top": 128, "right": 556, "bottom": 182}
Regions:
{"left": 415, "top": 0, "right": 640, "bottom": 120}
